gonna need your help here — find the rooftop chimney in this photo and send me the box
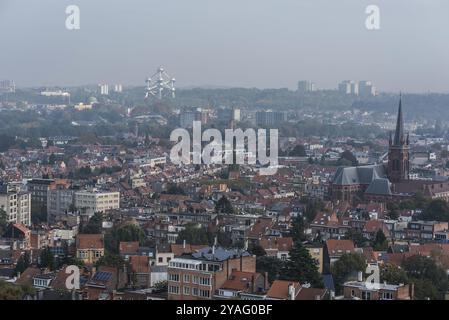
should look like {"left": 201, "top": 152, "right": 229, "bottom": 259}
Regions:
{"left": 357, "top": 271, "right": 363, "bottom": 282}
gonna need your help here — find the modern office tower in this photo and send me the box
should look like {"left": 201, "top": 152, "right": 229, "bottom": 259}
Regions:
{"left": 256, "top": 110, "right": 286, "bottom": 126}
{"left": 359, "top": 81, "right": 376, "bottom": 97}
{"left": 338, "top": 80, "right": 359, "bottom": 95}
{"left": 297, "top": 80, "right": 316, "bottom": 93}
{"left": 217, "top": 107, "right": 241, "bottom": 123}
{"left": 0, "top": 80, "right": 15, "bottom": 93}
{"left": 233, "top": 108, "right": 241, "bottom": 122}
{"left": 180, "top": 108, "right": 209, "bottom": 128}
{"left": 0, "top": 182, "right": 31, "bottom": 226}
{"left": 99, "top": 84, "right": 109, "bottom": 95}
{"left": 27, "top": 178, "right": 56, "bottom": 221}
{"left": 113, "top": 84, "right": 123, "bottom": 93}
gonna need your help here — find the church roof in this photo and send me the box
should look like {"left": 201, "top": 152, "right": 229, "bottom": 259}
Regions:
{"left": 365, "top": 178, "right": 393, "bottom": 195}
{"left": 332, "top": 165, "right": 386, "bottom": 186}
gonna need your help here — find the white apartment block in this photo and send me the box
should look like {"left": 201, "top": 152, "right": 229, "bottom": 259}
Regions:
{"left": 0, "top": 184, "right": 31, "bottom": 226}
{"left": 74, "top": 190, "right": 120, "bottom": 217}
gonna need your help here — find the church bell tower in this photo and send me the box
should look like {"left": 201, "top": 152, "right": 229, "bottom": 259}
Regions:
{"left": 388, "top": 95, "right": 410, "bottom": 183}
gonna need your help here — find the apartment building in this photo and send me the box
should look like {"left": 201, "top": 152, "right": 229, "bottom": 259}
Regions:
{"left": 0, "top": 183, "right": 31, "bottom": 226}
{"left": 74, "top": 189, "right": 120, "bottom": 217}
{"left": 47, "top": 187, "right": 75, "bottom": 224}
{"left": 167, "top": 247, "right": 256, "bottom": 300}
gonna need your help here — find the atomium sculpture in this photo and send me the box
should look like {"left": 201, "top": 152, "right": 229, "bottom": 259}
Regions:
{"left": 145, "top": 66, "right": 176, "bottom": 99}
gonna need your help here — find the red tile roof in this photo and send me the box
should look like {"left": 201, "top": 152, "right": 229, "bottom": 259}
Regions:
{"left": 77, "top": 234, "right": 104, "bottom": 249}
{"left": 326, "top": 239, "right": 355, "bottom": 256}
{"left": 266, "top": 280, "right": 300, "bottom": 300}
{"left": 220, "top": 271, "right": 263, "bottom": 292}
{"left": 119, "top": 241, "right": 139, "bottom": 254}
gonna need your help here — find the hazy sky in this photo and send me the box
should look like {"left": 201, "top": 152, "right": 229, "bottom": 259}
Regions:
{"left": 0, "top": 0, "right": 448, "bottom": 92}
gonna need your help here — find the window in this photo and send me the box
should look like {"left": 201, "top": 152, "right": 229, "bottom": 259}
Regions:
{"left": 158, "top": 257, "right": 163, "bottom": 263}
{"left": 183, "top": 274, "right": 190, "bottom": 283}
{"left": 199, "top": 277, "right": 211, "bottom": 286}
{"left": 168, "top": 286, "right": 179, "bottom": 295}
{"left": 382, "top": 292, "right": 393, "bottom": 300}
{"left": 199, "top": 289, "right": 210, "bottom": 298}
{"left": 168, "top": 274, "right": 180, "bottom": 282}
{"left": 280, "top": 254, "right": 288, "bottom": 261}
{"left": 183, "top": 286, "right": 190, "bottom": 295}
{"left": 192, "top": 276, "right": 199, "bottom": 284}
{"left": 361, "top": 291, "right": 371, "bottom": 300}
{"left": 192, "top": 288, "right": 198, "bottom": 296}
{"left": 351, "top": 290, "right": 355, "bottom": 297}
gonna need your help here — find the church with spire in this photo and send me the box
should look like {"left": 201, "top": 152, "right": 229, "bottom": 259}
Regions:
{"left": 387, "top": 95, "right": 410, "bottom": 183}
{"left": 330, "top": 96, "right": 449, "bottom": 203}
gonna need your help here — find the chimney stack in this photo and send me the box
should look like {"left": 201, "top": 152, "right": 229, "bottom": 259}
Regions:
{"left": 357, "top": 271, "right": 363, "bottom": 282}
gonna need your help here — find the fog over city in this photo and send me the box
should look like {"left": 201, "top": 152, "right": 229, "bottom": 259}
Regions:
{"left": 0, "top": 0, "right": 448, "bottom": 92}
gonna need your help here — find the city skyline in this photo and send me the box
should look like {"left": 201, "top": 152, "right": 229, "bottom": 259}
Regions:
{"left": 0, "top": 0, "right": 448, "bottom": 92}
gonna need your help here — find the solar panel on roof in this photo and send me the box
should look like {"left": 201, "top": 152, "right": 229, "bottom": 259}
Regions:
{"left": 93, "top": 271, "right": 112, "bottom": 281}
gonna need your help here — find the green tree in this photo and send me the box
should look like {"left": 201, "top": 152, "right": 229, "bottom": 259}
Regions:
{"left": 15, "top": 252, "right": 30, "bottom": 276}
{"left": 421, "top": 199, "right": 449, "bottom": 222}
{"left": 0, "top": 280, "right": 24, "bottom": 300}
{"left": 39, "top": 247, "right": 55, "bottom": 270}
{"left": 380, "top": 263, "right": 409, "bottom": 285}
{"left": 402, "top": 255, "right": 449, "bottom": 300}
{"left": 302, "top": 198, "right": 325, "bottom": 223}
{"left": 344, "top": 229, "right": 367, "bottom": 247}
{"left": 154, "top": 280, "right": 168, "bottom": 292}
{"left": 290, "top": 215, "right": 306, "bottom": 242}
{"left": 216, "top": 231, "right": 233, "bottom": 248}
{"left": 81, "top": 212, "right": 103, "bottom": 234}
{"left": 372, "top": 229, "right": 388, "bottom": 251}
{"left": 256, "top": 256, "right": 284, "bottom": 284}
{"left": 248, "top": 244, "right": 266, "bottom": 257}
{"left": 289, "top": 145, "right": 307, "bottom": 157}
{"left": 215, "top": 196, "right": 234, "bottom": 214}
{"left": 178, "top": 223, "right": 212, "bottom": 245}
{"left": 338, "top": 150, "right": 358, "bottom": 166}
{"left": 105, "top": 224, "right": 146, "bottom": 253}
{"left": 331, "top": 253, "right": 367, "bottom": 294}
{"left": 281, "top": 241, "right": 323, "bottom": 287}
{"left": 95, "top": 253, "right": 125, "bottom": 268}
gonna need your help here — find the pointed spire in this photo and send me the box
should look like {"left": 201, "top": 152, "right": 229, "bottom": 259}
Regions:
{"left": 393, "top": 94, "right": 404, "bottom": 145}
